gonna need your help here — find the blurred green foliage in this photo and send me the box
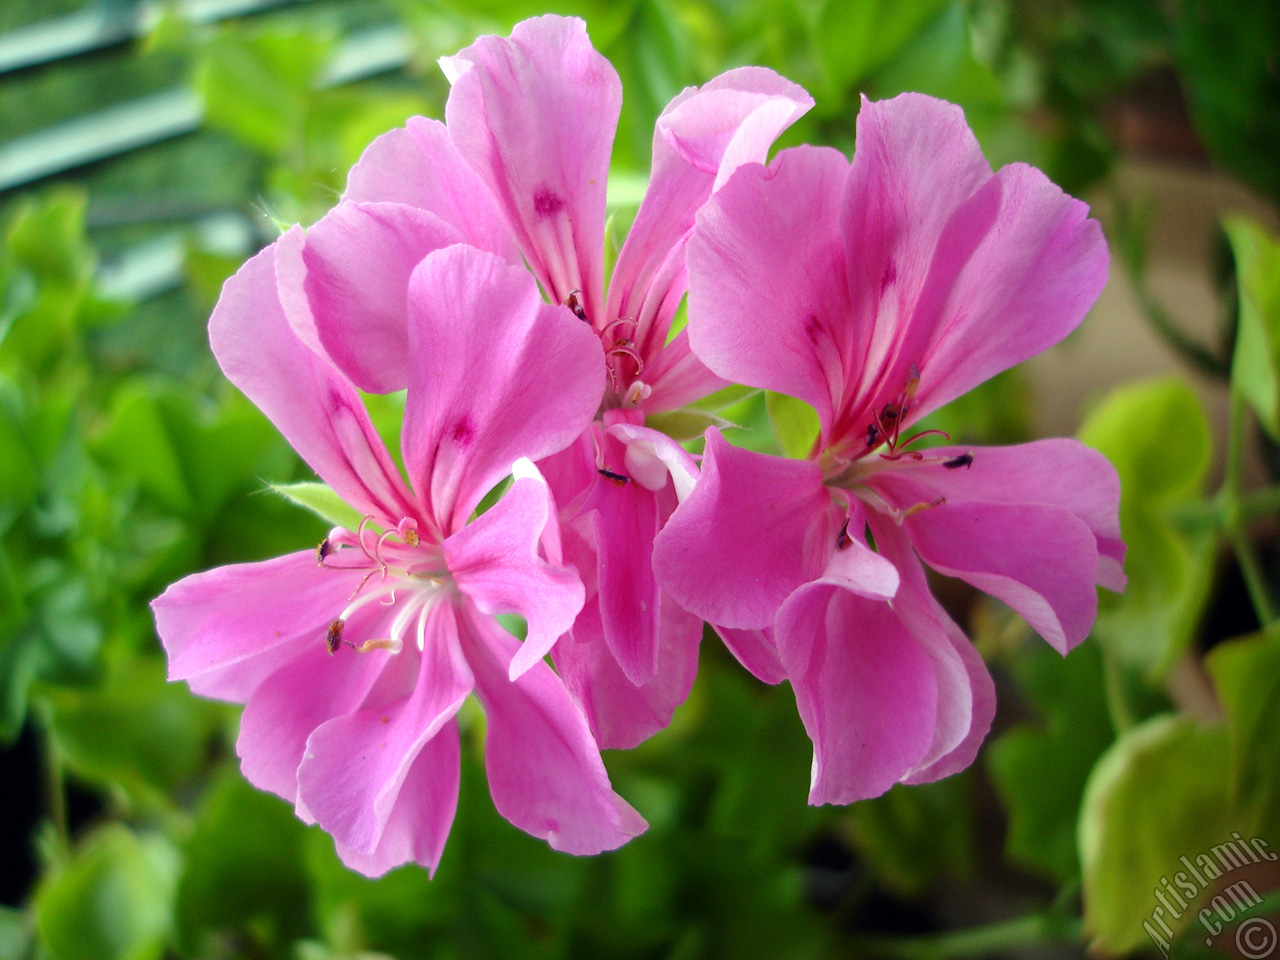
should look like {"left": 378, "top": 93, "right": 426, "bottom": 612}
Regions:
{"left": 2, "top": 0, "right": 1279, "bottom": 959}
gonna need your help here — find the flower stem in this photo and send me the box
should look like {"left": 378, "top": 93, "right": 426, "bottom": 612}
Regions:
{"left": 843, "top": 911, "right": 1082, "bottom": 960}
{"left": 1102, "top": 646, "right": 1136, "bottom": 734}
{"left": 1222, "top": 389, "right": 1278, "bottom": 633}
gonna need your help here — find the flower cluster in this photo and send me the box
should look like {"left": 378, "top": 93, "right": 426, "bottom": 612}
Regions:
{"left": 152, "top": 15, "right": 1123, "bottom": 876}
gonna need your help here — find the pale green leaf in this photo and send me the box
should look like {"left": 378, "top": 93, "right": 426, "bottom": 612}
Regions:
{"left": 269, "top": 481, "right": 362, "bottom": 531}
{"left": 1226, "top": 217, "right": 1280, "bottom": 440}
{"left": 766, "top": 392, "right": 819, "bottom": 460}
{"left": 1079, "top": 715, "right": 1238, "bottom": 954}
{"left": 1078, "top": 378, "right": 1215, "bottom": 675}
{"left": 35, "top": 825, "right": 179, "bottom": 960}
{"left": 1205, "top": 633, "right": 1280, "bottom": 820}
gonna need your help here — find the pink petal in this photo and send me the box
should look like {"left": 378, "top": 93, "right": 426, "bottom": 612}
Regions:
{"left": 871, "top": 514, "right": 994, "bottom": 780}
{"left": 235, "top": 601, "right": 410, "bottom": 802}
{"left": 303, "top": 201, "right": 464, "bottom": 394}
{"left": 640, "top": 331, "right": 732, "bottom": 414}
{"left": 458, "top": 604, "right": 647, "bottom": 853}
{"left": 581, "top": 469, "right": 663, "bottom": 684}
{"left": 686, "top": 145, "right": 853, "bottom": 436}
{"left": 822, "top": 504, "right": 900, "bottom": 601}
{"left": 887, "top": 493, "right": 1100, "bottom": 655}
{"left": 442, "top": 15, "right": 620, "bottom": 323}
{"left": 776, "top": 582, "right": 938, "bottom": 804}
{"left": 401, "top": 244, "right": 604, "bottom": 531}
{"left": 208, "top": 239, "right": 416, "bottom": 526}
{"left": 909, "top": 164, "right": 1107, "bottom": 419}
{"left": 653, "top": 429, "right": 835, "bottom": 630}
{"left": 604, "top": 420, "right": 700, "bottom": 501}
{"left": 331, "top": 720, "right": 460, "bottom": 878}
{"left": 570, "top": 419, "right": 699, "bottom": 686}
{"left": 298, "top": 603, "right": 473, "bottom": 875}
{"left": 555, "top": 589, "right": 702, "bottom": 750}
{"left": 878, "top": 440, "right": 1124, "bottom": 591}
{"left": 839, "top": 94, "right": 1106, "bottom": 430}
{"left": 153, "top": 550, "right": 364, "bottom": 701}
{"left": 608, "top": 67, "right": 812, "bottom": 358}
{"left": 837, "top": 94, "right": 993, "bottom": 422}
{"left": 344, "top": 116, "right": 521, "bottom": 266}
{"left": 713, "top": 625, "right": 786, "bottom": 685}
{"left": 444, "top": 464, "right": 585, "bottom": 680}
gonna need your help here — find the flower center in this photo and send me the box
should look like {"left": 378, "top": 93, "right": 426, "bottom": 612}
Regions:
{"left": 316, "top": 516, "right": 450, "bottom": 656}
{"left": 819, "top": 365, "right": 975, "bottom": 544}
{"left": 563, "top": 289, "right": 649, "bottom": 407}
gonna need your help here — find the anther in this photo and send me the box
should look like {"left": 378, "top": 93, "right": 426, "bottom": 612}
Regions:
{"left": 598, "top": 466, "right": 629, "bottom": 486}
{"left": 396, "top": 517, "right": 420, "bottom": 548}
{"left": 326, "top": 618, "right": 345, "bottom": 655}
{"left": 564, "top": 289, "right": 589, "bottom": 323}
{"left": 835, "top": 518, "right": 851, "bottom": 550}
{"left": 316, "top": 537, "right": 332, "bottom": 565}
{"left": 943, "top": 452, "right": 974, "bottom": 470}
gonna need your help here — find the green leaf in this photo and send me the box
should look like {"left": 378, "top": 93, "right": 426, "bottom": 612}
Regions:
{"left": 1175, "top": 0, "right": 1280, "bottom": 207}
{"left": 765, "top": 392, "right": 819, "bottom": 460}
{"left": 812, "top": 0, "right": 950, "bottom": 101}
{"left": 987, "top": 642, "right": 1115, "bottom": 882}
{"left": 35, "top": 825, "right": 179, "bottom": 960}
{"left": 269, "top": 481, "right": 362, "bottom": 531}
{"left": 94, "top": 383, "right": 191, "bottom": 514}
{"left": 1078, "top": 378, "right": 1215, "bottom": 675}
{"left": 1079, "top": 715, "right": 1240, "bottom": 953}
{"left": 688, "top": 383, "right": 759, "bottom": 412}
{"left": 7, "top": 190, "right": 94, "bottom": 287}
{"left": 47, "top": 657, "right": 226, "bottom": 808}
{"left": 0, "top": 906, "right": 32, "bottom": 960}
{"left": 1205, "top": 633, "right": 1280, "bottom": 820}
{"left": 1225, "top": 218, "right": 1280, "bottom": 440}
{"left": 847, "top": 776, "right": 974, "bottom": 896}
{"left": 176, "top": 768, "right": 313, "bottom": 954}
{"left": 646, "top": 408, "right": 736, "bottom": 443}
{"left": 607, "top": 171, "right": 650, "bottom": 212}
{"left": 196, "top": 27, "right": 335, "bottom": 158}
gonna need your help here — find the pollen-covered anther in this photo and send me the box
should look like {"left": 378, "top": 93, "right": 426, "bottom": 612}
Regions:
{"left": 326, "top": 618, "right": 345, "bottom": 655}
{"left": 563, "top": 289, "right": 589, "bottom": 323}
{"left": 598, "top": 466, "right": 629, "bottom": 486}
{"left": 623, "top": 380, "right": 651, "bottom": 407}
{"left": 397, "top": 517, "right": 421, "bottom": 547}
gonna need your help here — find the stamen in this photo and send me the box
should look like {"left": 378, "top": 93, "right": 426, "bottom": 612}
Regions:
{"left": 623, "top": 380, "right": 651, "bottom": 407}
{"left": 943, "top": 452, "right": 974, "bottom": 470}
{"left": 601, "top": 316, "right": 637, "bottom": 337}
{"left": 902, "top": 496, "right": 945, "bottom": 519}
{"left": 338, "top": 580, "right": 399, "bottom": 623}
{"left": 316, "top": 537, "right": 332, "bottom": 565}
{"left": 607, "top": 340, "right": 645, "bottom": 375}
{"left": 564, "top": 289, "right": 589, "bottom": 323}
{"left": 835, "top": 518, "right": 851, "bottom": 550}
{"left": 598, "top": 466, "right": 629, "bottom": 486}
{"left": 326, "top": 618, "right": 345, "bottom": 655}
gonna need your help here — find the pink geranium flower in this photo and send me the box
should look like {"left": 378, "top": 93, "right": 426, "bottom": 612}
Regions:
{"left": 654, "top": 93, "right": 1125, "bottom": 803}
{"left": 319, "top": 15, "right": 814, "bottom": 747}
{"left": 152, "top": 239, "right": 644, "bottom": 876}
